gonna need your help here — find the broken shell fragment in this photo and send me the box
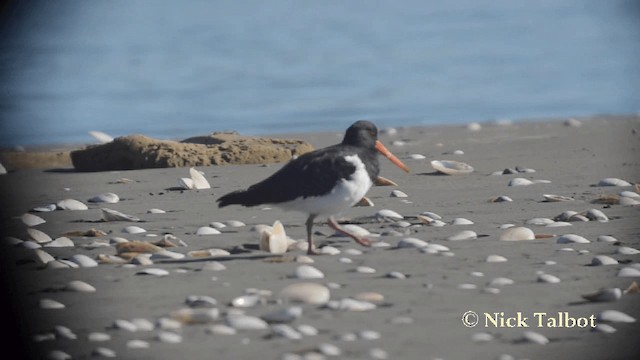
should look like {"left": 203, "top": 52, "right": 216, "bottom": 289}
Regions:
{"left": 189, "top": 167, "right": 211, "bottom": 190}
{"left": 543, "top": 194, "right": 574, "bottom": 202}
{"left": 430, "top": 160, "right": 474, "bottom": 175}
{"left": 259, "top": 220, "right": 288, "bottom": 254}
{"left": 101, "top": 208, "right": 141, "bottom": 222}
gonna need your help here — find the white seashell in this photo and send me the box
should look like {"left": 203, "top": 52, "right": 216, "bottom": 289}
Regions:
{"left": 271, "top": 324, "right": 302, "bottom": 340}
{"left": 532, "top": 179, "right": 551, "bottom": 184}
{"left": 453, "top": 149, "right": 465, "bottom": 155}
{"left": 123, "top": 225, "right": 146, "bottom": 234}
{"left": 47, "top": 350, "right": 72, "bottom": 360}
{"left": 40, "top": 298, "right": 65, "bottom": 309}
{"left": 231, "top": 294, "right": 264, "bottom": 308}
{"left": 64, "top": 280, "right": 96, "bottom": 293}
{"left": 130, "top": 318, "right": 155, "bottom": 331}
{"left": 259, "top": 220, "right": 288, "bottom": 254}
{"left": 225, "top": 220, "right": 245, "bottom": 227}
{"left": 136, "top": 268, "right": 169, "bottom": 276}
{"left": 156, "top": 331, "right": 182, "bottom": 343}
{"left": 189, "top": 167, "right": 211, "bottom": 189}
{"left": 486, "top": 255, "right": 508, "bottom": 263}
{"left": 569, "top": 213, "right": 589, "bottom": 222}
{"left": 101, "top": 208, "right": 141, "bottom": 222}
{"left": 430, "top": 160, "right": 474, "bottom": 175}
{"left": 294, "top": 255, "right": 315, "bottom": 263}
{"left": 592, "top": 324, "right": 617, "bottom": 333}
{"left": 597, "top": 178, "right": 632, "bottom": 187}
{"left": 582, "top": 288, "right": 621, "bottom": 302}
{"left": 447, "top": 230, "right": 477, "bottom": 241}
{"left": 32, "top": 204, "right": 57, "bottom": 212}
{"left": 44, "top": 237, "right": 74, "bottom": 248}
{"left": 91, "top": 347, "right": 116, "bottom": 358}
{"left": 54, "top": 327, "right": 76, "bottom": 339}
{"left": 499, "top": 227, "right": 535, "bottom": 241}
{"left": 0, "top": 162, "right": 6, "bottom": 175}
{"left": 537, "top": 273, "right": 561, "bottom": 283}
{"left": 171, "top": 308, "right": 219, "bottom": 324}
{"left": 523, "top": 331, "right": 549, "bottom": 345}
{"left": 620, "top": 197, "right": 640, "bottom": 206}
{"left": 318, "top": 343, "right": 342, "bottom": 357}
{"left": 20, "top": 240, "right": 41, "bottom": 249}
{"left": 88, "top": 332, "right": 112, "bottom": 342}
{"left": 196, "top": 226, "right": 220, "bottom": 235}
{"left": 397, "top": 237, "right": 428, "bottom": 248}
{"left": 585, "top": 209, "right": 608, "bottom": 222}
{"left": 591, "top": 255, "right": 618, "bottom": 266}
{"left": 89, "top": 193, "right": 120, "bottom": 204}
{"left": 297, "top": 324, "right": 318, "bottom": 336}
{"left": 225, "top": 314, "right": 268, "bottom": 330}
{"left": 376, "top": 209, "right": 403, "bottom": 220}
{"left": 27, "top": 228, "right": 52, "bottom": 243}
{"left": 452, "top": 218, "right": 474, "bottom": 225}
{"left": 261, "top": 306, "right": 303, "bottom": 324}
{"left": 320, "top": 246, "right": 341, "bottom": 255}
{"left": 88, "top": 130, "right": 114, "bottom": 143}
{"left": 387, "top": 271, "right": 406, "bottom": 279}
{"left": 178, "top": 177, "right": 194, "bottom": 190}
{"left": 32, "top": 249, "right": 55, "bottom": 266}
{"left": 508, "top": 178, "right": 533, "bottom": 186}
{"left": 554, "top": 210, "right": 577, "bottom": 222}
{"left": 425, "top": 243, "right": 450, "bottom": 253}
{"left": 489, "top": 277, "right": 514, "bottom": 286}
{"left": 526, "top": 218, "right": 554, "bottom": 225}
{"left": 337, "top": 224, "right": 370, "bottom": 238}
{"left": 390, "top": 189, "right": 408, "bottom": 198}
{"left": 294, "top": 265, "right": 325, "bottom": 279}
{"left": 156, "top": 317, "right": 182, "bottom": 330}
{"left": 207, "top": 324, "right": 237, "bottom": 335}
{"left": 56, "top": 199, "right": 88, "bottom": 210}
{"left": 69, "top": 254, "right": 99, "bottom": 267}
{"left": 209, "top": 221, "right": 227, "bottom": 229}
{"left": 546, "top": 221, "right": 572, "bottom": 227}
{"left": 147, "top": 208, "right": 166, "bottom": 214}
{"left": 392, "top": 140, "right": 405, "bottom": 146}
{"left": 126, "top": 340, "right": 150, "bottom": 349}
{"left": 556, "top": 234, "right": 590, "bottom": 244}
{"left": 150, "top": 250, "right": 185, "bottom": 260}
{"left": 356, "top": 266, "right": 376, "bottom": 274}
{"left": 279, "top": 282, "right": 331, "bottom": 305}
{"left": 492, "top": 195, "right": 513, "bottom": 202}
{"left": 620, "top": 191, "right": 640, "bottom": 198}
{"left": 407, "top": 154, "right": 426, "bottom": 160}
{"left": 359, "top": 330, "right": 381, "bottom": 340}
{"left": 617, "top": 267, "right": 640, "bottom": 277}
{"left": 597, "top": 310, "right": 636, "bottom": 323}
{"left": 543, "top": 194, "right": 574, "bottom": 202}
{"left": 466, "top": 122, "right": 482, "bottom": 131}
{"left": 21, "top": 213, "right": 46, "bottom": 226}
{"left": 185, "top": 295, "right": 217, "bottom": 308}
{"left": 616, "top": 246, "right": 640, "bottom": 255}
{"left": 329, "top": 298, "right": 376, "bottom": 311}
{"left": 597, "top": 235, "right": 618, "bottom": 243}
{"left": 421, "top": 211, "right": 442, "bottom": 220}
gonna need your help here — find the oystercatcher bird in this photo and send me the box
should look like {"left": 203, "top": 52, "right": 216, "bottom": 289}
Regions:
{"left": 217, "top": 120, "right": 410, "bottom": 254}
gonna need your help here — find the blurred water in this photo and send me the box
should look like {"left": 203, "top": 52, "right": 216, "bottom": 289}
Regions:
{"left": 1, "top": 0, "right": 639, "bottom": 146}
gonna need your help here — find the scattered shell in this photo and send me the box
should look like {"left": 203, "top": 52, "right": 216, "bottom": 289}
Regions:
{"left": 147, "top": 208, "right": 166, "bottom": 214}
{"left": 597, "top": 235, "right": 618, "bottom": 243}
{"left": 40, "top": 298, "right": 65, "bottom": 309}
{"left": 91, "top": 347, "right": 116, "bottom": 358}
{"left": 56, "top": 199, "right": 88, "bottom": 210}
{"left": 185, "top": 295, "right": 217, "bottom": 308}
{"left": 126, "top": 340, "right": 150, "bottom": 349}
{"left": 44, "top": 237, "right": 75, "bottom": 247}
{"left": 597, "top": 178, "right": 632, "bottom": 187}
{"left": 617, "top": 267, "right": 640, "bottom": 277}
{"left": 225, "top": 314, "right": 268, "bottom": 330}
{"left": 355, "top": 266, "right": 376, "bottom": 274}
{"left": 89, "top": 193, "right": 120, "bottom": 204}
{"left": 320, "top": 246, "right": 341, "bottom": 255}
{"left": 620, "top": 190, "right": 640, "bottom": 198}
{"left": 597, "top": 310, "right": 636, "bottom": 323}
{"left": 178, "top": 177, "right": 194, "bottom": 190}
{"left": 376, "top": 209, "right": 403, "bottom": 220}
{"left": 620, "top": 197, "right": 640, "bottom": 206}
{"left": 27, "top": 228, "right": 52, "bottom": 243}
{"left": 407, "top": 153, "right": 426, "bottom": 160}
{"left": 231, "top": 294, "right": 264, "bottom": 308}
{"left": 499, "top": 227, "right": 535, "bottom": 241}
{"left": 156, "top": 331, "right": 182, "bottom": 343}
{"left": 279, "top": 283, "right": 330, "bottom": 305}
{"left": 196, "top": 226, "right": 221, "bottom": 235}
{"left": 21, "top": 213, "right": 46, "bottom": 226}
{"left": 489, "top": 277, "right": 514, "bottom": 286}
{"left": 318, "top": 343, "right": 342, "bottom": 357}
{"left": 592, "top": 324, "right": 617, "bottom": 334}
{"left": 471, "top": 332, "right": 494, "bottom": 343}
{"left": 556, "top": 234, "right": 590, "bottom": 244}
{"left": 47, "top": 350, "right": 72, "bottom": 360}
{"left": 271, "top": 324, "right": 302, "bottom": 339}
{"left": 294, "top": 265, "right": 325, "bottom": 279}
{"left": 397, "top": 237, "right": 428, "bottom": 248}
{"left": 584, "top": 209, "right": 608, "bottom": 222}
{"left": 69, "top": 254, "right": 99, "bottom": 267}
{"left": 32, "top": 249, "right": 55, "bottom": 266}
{"left": 354, "top": 197, "right": 375, "bottom": 207}
{"left": 32, "top": 204, "right": 57, "bottom": 212}
{"left": 591, "top": 255, "right": 618, "bottom": 266}
{"left": 526, "top": 218, "right": 555, "bottom": 225}
{"left": 537, "top": 273, "right": 561, "bottom": 284}
{"left": 582, "top": 288, "right": 622, "bottom": 302}
{"left": 136, "top": 268, "right": 169, "bottom": 276}
{"left": 617, "top": 246, "right": 640, "bottom": 255}
{"left": 171, "top": 308, "right": 220, "bottom": 324}
{"left": 89, "top": 130, "right": 114, "bottom": 143}
{"left": 207, "top": 324, "right": 237, "bottom": 336}
{"left": 261, "top": 306, "right": 303, "bottom": 324}
{"left": 508, "top": 178, "right": 533, "bottom": 186}
{"left": 189, "top": 167, "right": 211, "bottom": 189}
{"left": 65, "top": 280, "right": 96, "bottom": 293}
{"left": 257, "top": 220, "right": 288, "bottom": 254}
{"left": 490, "top": 196, "right": 513, "bottom": 202}
{"left": 387, "top": 271, "right": 406, "bottom": 279}
{"left": 329, "top": 298, "right": 376, "bottom": 311}
{"left": 337, "top": 224, "right": 370, "bottom": 238}
{"left": 452, "top": 218, "right": 474, "bottom": 225}
{"left": 88, "top": 332, "right": 112, "bottom": 342}
{"left": 354, "top": 292, "right": 385, "bottom": 304}
{"left": 486, "top": 255, "right": 508, "bottom": 263}
{"left": 543, "top": 194, "right": 574, "bottom": 202}
{"left": 390, "top": 190, "right": 408, "bottom": 198}
{"left": 156, "top": 318, "right": 182, "bottom": 331}
{"left": 430, "top": 160, "right": 474, "bottom": 175}
{"left": 447, "top": 230, "right": 477, "bottom": 241}
{"left": 522, "top": 331, "right": 549, "bottom": 345}
{"left": 375, "top": 176, "right": 398, "bottom": 186}
{"left": 297, "top": 324, "right": 319, "bottom": 336}
{"left": 101, "top": 208, "right": 140, "bottom": 222}
{"left": 123, "top": 225, "right": 146, "bottom": 234}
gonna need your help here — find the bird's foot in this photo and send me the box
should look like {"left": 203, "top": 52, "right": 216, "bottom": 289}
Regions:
{"left": 354, "top": 236, "right": 373, "bottom": 247}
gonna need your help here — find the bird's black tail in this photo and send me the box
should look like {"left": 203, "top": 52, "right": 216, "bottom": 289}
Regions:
{"left": 217, "top": 189, "right": 263, "bottom": 208}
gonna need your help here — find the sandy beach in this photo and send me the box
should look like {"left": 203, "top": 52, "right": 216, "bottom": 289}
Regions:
{"left": 1, "top": 116, "right": 639, "bottom": 360}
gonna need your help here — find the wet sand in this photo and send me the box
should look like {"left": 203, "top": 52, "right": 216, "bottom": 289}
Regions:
{"left": 1, "top": 116, "right": 639, "bottom": 360}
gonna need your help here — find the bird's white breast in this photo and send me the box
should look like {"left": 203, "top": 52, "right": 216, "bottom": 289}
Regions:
{"left": 278, "top": 154, "right": 373, "bottom": 216}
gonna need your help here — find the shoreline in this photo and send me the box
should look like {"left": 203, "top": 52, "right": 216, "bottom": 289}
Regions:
{"left": 1, "top": 115, "right": 639, "bottom": 359}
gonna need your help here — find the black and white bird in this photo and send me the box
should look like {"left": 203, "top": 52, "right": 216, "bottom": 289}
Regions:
{"left": 217, "top": 120, "right": 410, "bottom": 254}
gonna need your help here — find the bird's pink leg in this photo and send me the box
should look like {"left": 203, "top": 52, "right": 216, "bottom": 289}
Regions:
{"left": 327, "top": 216, "right": 372, "bottom": 247}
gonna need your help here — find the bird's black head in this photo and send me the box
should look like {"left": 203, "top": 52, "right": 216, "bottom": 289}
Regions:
{"left": 342, "top": 120, "right": 378, "bottom": 148}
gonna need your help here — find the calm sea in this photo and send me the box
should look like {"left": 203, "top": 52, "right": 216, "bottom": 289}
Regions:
{"left": 1, "top": 0, "right": 639, "bottom": 147}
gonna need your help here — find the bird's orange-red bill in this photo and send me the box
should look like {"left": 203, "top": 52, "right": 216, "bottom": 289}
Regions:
{"left": 375, "top": 140, "right": 411, "bottom": 173}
